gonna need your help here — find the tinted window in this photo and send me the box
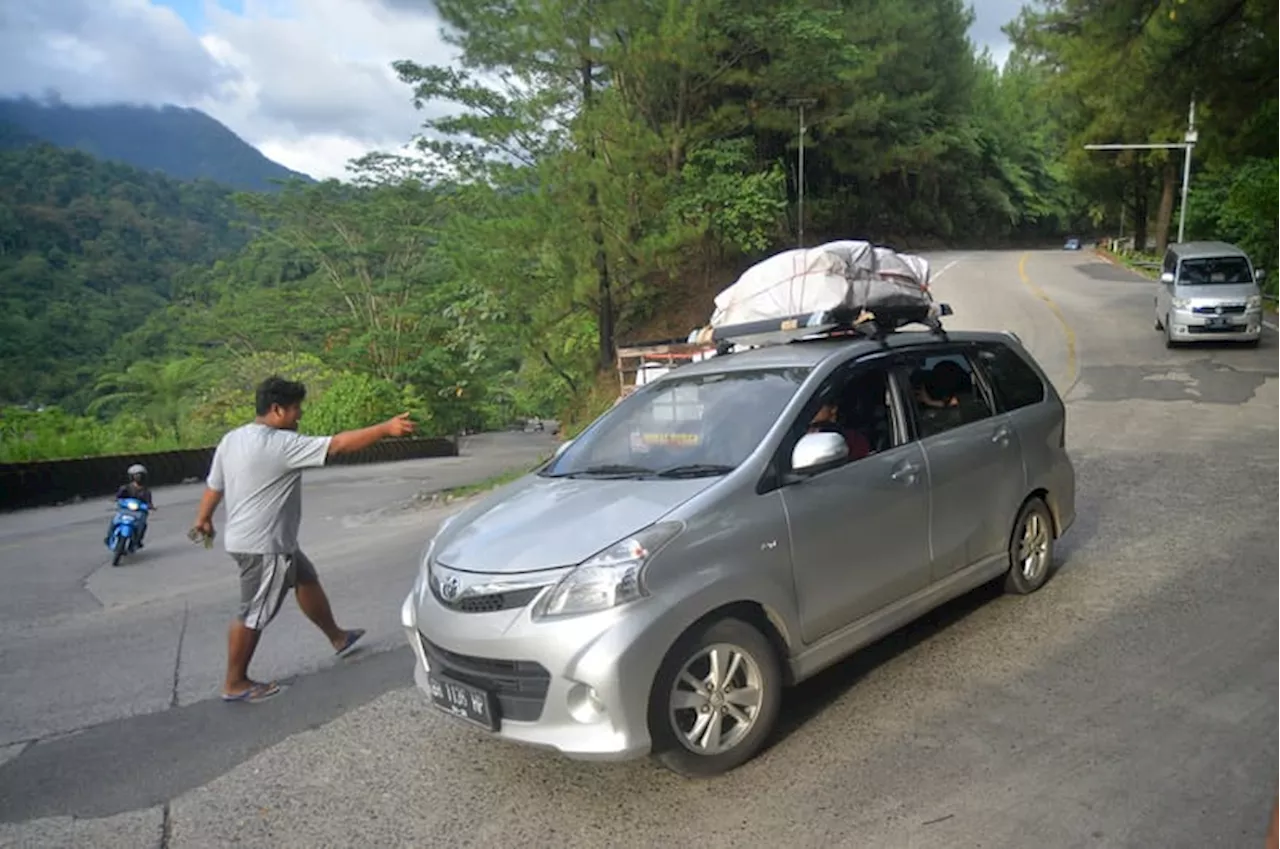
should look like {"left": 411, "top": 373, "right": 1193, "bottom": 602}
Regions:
{"left": 1162, "top": 251, "right": 1177, "bottom": 275}
{"left": 544, "top": 367, "right": 809, "bottom": 478}
{"left": 902, "top": 352, "right": 994, "bottom": 438}
{"left": 976, "top": 344, "right": 1046, "bottom": 411}
{"left": 1178, "top": 256, "right": 1253, "bottom": 285}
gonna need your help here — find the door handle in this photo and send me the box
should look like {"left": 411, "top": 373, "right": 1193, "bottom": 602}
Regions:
{"left": 891, "top": 462, "right": 919, "bottom": 483}
{"left": 992, "top": 425, "right": 1012, "bottom": 446}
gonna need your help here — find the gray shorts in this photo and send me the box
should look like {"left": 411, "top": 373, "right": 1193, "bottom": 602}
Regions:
{"left": 231, "top": 551, "right": 319, "bottom": 631}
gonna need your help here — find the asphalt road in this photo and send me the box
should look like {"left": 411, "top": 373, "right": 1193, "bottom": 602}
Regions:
{"left": 1, "top": 250, "right": 1276, "bottom": 849}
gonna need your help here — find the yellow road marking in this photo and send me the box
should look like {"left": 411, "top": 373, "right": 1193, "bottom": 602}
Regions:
{"left": 1018, "top": 252, "right": 1079, "bottom": 391}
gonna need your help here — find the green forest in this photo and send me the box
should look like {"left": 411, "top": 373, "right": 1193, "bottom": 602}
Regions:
{"left": 1, "top": 0, "right": 1275, "bottom": 462}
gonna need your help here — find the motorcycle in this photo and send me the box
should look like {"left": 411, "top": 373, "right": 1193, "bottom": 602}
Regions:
{"left": 106, "top": 497, "right": 149, "bottom": 566}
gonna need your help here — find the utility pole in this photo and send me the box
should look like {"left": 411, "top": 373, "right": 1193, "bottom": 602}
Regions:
{"left": 1084, "top": 98, "right": 1198, "bottom": 248}
{"left": 788, "top": 98, "right": 816, "bottom": 248}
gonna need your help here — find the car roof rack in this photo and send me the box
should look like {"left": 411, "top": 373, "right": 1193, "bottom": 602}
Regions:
{"left": 690, "top": 303, "right": 954, "bottom": 355}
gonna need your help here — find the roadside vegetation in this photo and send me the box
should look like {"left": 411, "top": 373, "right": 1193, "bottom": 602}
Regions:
{"left": 1, "top": 0, "right": 1274, "bottom": 461}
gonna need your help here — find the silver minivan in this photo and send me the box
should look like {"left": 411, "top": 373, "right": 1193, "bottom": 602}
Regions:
{"left": 402, "top": 328, "right": 1076, "bottom": 776}
{"left": 1154, "top": 240, "right": 1265, "bottom": 347}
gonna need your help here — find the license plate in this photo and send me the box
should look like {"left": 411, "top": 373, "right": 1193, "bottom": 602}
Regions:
{"left": 1205, "top": 316, "right": 1231, "bottom": 328}
{"left": 427, "top": 673, "right": 498, "bottom": 731}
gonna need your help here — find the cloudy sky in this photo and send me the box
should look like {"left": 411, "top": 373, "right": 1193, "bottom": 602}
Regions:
{"left": 0, "top": 0, "right": 1025, "bottom": 181}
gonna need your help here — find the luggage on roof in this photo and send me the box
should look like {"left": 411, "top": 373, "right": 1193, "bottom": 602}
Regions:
{"left": 689, "top": 240, "right": 947, "bottom": 350}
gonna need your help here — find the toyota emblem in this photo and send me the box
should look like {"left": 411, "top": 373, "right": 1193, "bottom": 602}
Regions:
{"left": 441, "top": 575, "right": 461, "bottom": 601}
{"left": 1215, "top": 306, "right": 1224, "bottom": 315}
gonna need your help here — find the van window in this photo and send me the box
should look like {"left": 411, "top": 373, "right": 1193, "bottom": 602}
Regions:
{"left": 976, "top": 344, "right": 1046, "bottom": 411}
{"left": 1162, "top": 251, "right": 1177, "bottom": 276}
{"left": 543, "top": 367, "right": 810, "bottom": 478}
{"left": 1178, "top": 256, "right": 1253, "bottom": 285}
{"left": 902, "top": 352, "right": 995, "bottom": 438}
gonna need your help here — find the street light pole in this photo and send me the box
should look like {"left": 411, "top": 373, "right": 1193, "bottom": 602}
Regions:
{"left": 1177, "top": 98, "right": 1197, "bottom": 244}
{"left": 788, "top": 98, "right": 817, "bottom": 248}
{"left": 1083, "top": 98, "right": 1198, "bottom": 249}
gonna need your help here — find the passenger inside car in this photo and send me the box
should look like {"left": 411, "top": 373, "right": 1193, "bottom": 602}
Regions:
{"left": 807, "top": 400, "right": 871, "bottom": 460}
{"left": 912, "top": 357, "right": 990, "bottom": 436}
{"left": 840, "top": 370, "right": 893, "bottom": 454}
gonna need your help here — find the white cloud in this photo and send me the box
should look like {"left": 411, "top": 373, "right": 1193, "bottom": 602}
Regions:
{"left": 0, "top": 0, "right": 231, "bottom": 105}
{"left": 0, "top": 0, "right": 459, "bottom": 180}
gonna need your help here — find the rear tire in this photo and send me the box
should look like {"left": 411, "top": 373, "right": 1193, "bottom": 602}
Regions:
{"left": 649, "top": 617, "right": 782, "bottom": 778}
{"left": 112, "top": 537, "right": 126, "bottom": 567}
{"left": 1004, "top": 497, "right": 1055, "bottom": 595}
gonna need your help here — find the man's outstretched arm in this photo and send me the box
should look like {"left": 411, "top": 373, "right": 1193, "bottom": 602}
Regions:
{"left": 326, "top": 413, "right": 416, "bottom": 457}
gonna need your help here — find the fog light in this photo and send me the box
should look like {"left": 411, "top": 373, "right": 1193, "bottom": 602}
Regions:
{"left": 567, "top": 682, "right": 607, "bottom": 723}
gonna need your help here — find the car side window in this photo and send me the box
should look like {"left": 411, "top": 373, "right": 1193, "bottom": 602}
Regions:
{"left": 901, "top": 350, "right": 995, "bottom": 438}
{"left": 975, "top": 343, "right": 1045, "bottom": 411}
{"left": 1162, "top": 251, "right": 1177, "bottom": 276}
{"left": 778, "top": 361, "right": 901, "bottom": 473}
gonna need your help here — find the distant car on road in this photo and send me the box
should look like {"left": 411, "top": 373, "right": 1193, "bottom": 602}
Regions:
{"left": 1063, "top": 237, "right": 1081, "bottom": 250}
{"left": 402, "top": 323, "right": 1075, "bottom": 777}
{"left": 1154, "top": 240, "right": 1264, "bottom": 348}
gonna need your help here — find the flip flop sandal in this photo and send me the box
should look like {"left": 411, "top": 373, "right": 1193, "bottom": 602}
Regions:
{"left": 221, "top": 681, "right": 282, "bottom": 703}
{"left": 335, "top": 629, "right": 366, "bottom": 657}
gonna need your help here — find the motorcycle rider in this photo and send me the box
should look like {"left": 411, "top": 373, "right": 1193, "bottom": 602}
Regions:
{"left": 109, "top": 464, "right": 154, "bottom": 548}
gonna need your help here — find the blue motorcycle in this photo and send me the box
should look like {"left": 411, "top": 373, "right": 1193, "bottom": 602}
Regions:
{"left": 106, "top": 497, "right": 149, "bottom": 566}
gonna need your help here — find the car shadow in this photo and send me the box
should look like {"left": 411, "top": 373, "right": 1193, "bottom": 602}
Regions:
{"left": 766, "top": 578, "right": 1005, "bottom": 750}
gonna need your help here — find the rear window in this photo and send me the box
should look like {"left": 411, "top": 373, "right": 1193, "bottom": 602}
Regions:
{"left": 976, "top": 344, "right": 1045, "bottom": 410}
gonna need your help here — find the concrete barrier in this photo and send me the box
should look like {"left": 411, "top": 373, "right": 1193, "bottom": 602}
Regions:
{"left": 0, "top": 437, "right": 458, "bottom": 511}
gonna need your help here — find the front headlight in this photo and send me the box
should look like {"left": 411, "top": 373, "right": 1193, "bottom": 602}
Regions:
{"left": 1171, "top": 297, "right": 1192, "bottom": 309}
{"left": 1247, "top": 295, "right": 1262, "bottom": 309}
{"left": 532, "top": 522, "right": 682, "bottom": 619}
{"left": 418, "top": 513, "right": 458, "bottom": 589}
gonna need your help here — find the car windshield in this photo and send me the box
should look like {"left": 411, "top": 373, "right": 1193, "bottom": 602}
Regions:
{"left": 543, "top": 367, "right": 810, "bottom": 479}
{"left": 1179, "top": 256, "right": 1253, "bottom": 285}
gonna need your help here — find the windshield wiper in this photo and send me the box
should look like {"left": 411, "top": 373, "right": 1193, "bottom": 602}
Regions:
{"left": 655, "top": 463, "right": 735, "bottom": 479}
{"left": 562, "top": 463, "right": 656, "bottom": 478}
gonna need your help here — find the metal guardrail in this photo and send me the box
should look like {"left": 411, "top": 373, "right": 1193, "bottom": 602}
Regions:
{"left": 0, "top": 436, "right": 458, "bottom": 512}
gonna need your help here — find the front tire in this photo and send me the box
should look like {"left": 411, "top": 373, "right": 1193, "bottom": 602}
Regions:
{"left": 1164, "top": 316, "right": 1177, "bottom": 349}
{"left": 112, "top": 536, "right": 126, "bottom": 566}
{"left": 649, "top": 617, "right": 782, "bottom": 778}
{"left": 1004, "top": 497, "right": 1055, "bottom": 595}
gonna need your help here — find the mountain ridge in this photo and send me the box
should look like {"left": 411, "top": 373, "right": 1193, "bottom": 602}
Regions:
{"left": 0, "top": 97, "right": 312, "bottom": 192}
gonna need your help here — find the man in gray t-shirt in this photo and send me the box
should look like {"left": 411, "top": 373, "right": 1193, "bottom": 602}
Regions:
{"left": 192, "top": 376, "right": 414, "bottom": 703}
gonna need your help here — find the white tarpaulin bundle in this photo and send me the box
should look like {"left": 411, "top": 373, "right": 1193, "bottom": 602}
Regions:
{"left": 706, "top": 240, "right": 933, "bottom": 328}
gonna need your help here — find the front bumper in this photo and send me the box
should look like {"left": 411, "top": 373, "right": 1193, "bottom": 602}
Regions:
{"left": 400, "top": 583, "right": 656, "bottom": 762}
{"left": 1168, "top": 308, "right": 1263, "bottom": 341}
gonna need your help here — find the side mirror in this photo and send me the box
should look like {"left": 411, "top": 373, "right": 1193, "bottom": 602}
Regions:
{"left": 1160, "top": 271, "right": 1175, "bottom": 284}
{"left": 1256, "top": 269, "right": 1266, "bottom": 282}
{"left": 791, "top": 432, "right": 848, "bottom": 475}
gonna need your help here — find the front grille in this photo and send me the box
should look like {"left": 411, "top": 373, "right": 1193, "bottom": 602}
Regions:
{"left": 419, "top": 634, "right": 551, "bottom": 722}
{"left": 1192, "top": 305, "right": 1246, "bottom": 315}
{"left": 1188, "top": 324, "right": 1244, "bottom": 334}
{"left": 430, "top": 581, "right": 542, "bottom": 613}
